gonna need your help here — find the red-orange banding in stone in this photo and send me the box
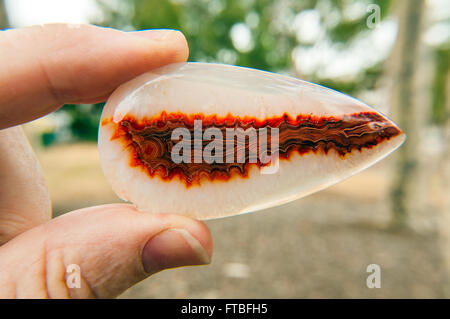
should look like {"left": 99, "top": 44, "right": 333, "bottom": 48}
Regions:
{"left": 101, "top": 111, "right": 402, "bottom": 187}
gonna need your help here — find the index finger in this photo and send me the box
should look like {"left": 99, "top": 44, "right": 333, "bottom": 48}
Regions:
{"left": 0, "top": 24, "right": 189, "bottom": 129}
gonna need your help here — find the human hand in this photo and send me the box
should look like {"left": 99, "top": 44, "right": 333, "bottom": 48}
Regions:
{"left": 0, "top": 24, "right": 213, "bottom": 298}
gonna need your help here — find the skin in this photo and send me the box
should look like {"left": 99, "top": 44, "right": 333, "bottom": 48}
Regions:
{"left": 0, "top": 24, "right": 213, "bottom": 298}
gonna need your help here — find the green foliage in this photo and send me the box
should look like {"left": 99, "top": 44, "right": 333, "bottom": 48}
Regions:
{"left": 431, "top": 46, "right": 450, "bottom": 125}
{"left": 57, "top": 103, "right": 104, "bottom": 142}
{"left": 310, "top": 0, "right": 391, "bottom": 43}
{"left": 52, "top": 0, "right": 411, "bottom": 144}
{"left": 0, "top": 0, "right": 9, "bottom": 29}
{"left": 96, "top": 0, "right": 309, "bottom": 72}
{"left": 95, "top": 0, "right": 391, "bottom": 78}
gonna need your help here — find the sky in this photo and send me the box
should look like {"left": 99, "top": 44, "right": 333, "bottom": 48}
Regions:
{"left": 5, "top": 0, "right": 100, "bottom": 27}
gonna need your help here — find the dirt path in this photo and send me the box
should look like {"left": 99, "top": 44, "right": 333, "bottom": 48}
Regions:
{"left": 35, "top": 143, "right": 449, "bottom": 298}
{"left": 118, "top": 193, "right": 448, "bottom": 298}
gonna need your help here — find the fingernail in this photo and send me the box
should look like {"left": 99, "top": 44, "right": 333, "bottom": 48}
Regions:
{"left": 142, "top": 228, "right": 211, "bottom": 274}
{"left": 134, "top": 29, "right": 181, "bottom": 41}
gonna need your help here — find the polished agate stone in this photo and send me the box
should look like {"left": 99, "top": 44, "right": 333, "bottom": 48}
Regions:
{"left": 98, "top": 62, "right": 404, "bottom": 219}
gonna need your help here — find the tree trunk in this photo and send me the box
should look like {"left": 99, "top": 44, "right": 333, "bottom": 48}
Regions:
{"left": 389, "top": 0, "right": 426, "bottom": 228}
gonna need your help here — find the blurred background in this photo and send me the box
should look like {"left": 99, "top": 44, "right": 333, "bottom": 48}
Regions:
{"left": 1, "top": 0, "right": 449, "bottom": 298}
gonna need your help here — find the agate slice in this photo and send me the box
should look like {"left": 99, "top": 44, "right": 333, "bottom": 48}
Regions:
{"left": 98, "top": 62, "right": 405, "bottom": 219}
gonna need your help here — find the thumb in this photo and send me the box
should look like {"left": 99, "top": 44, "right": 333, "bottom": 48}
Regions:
{"left": 0, "top": 204, "right": 213, "bottom": 298}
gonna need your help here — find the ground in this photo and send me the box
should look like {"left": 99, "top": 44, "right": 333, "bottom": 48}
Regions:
{"left": 36, "top": 143, "right": 449, "bottom": 298}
